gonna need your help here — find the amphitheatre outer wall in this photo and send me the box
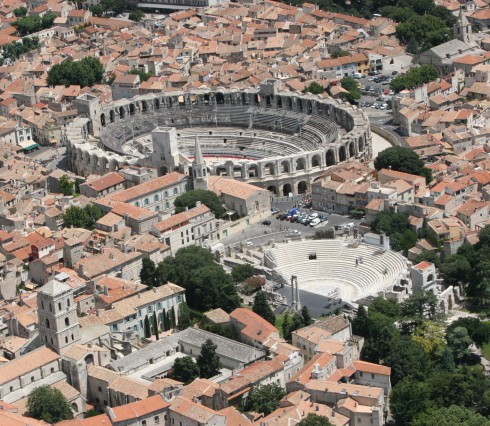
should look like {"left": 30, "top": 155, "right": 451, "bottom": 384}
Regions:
{"left": 67, "top": 80, "right": 372, "bottom": 195}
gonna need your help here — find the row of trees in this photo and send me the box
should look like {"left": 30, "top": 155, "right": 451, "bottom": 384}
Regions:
{"left": 351, "top": 295, "right": 490, "bottom": 425}
{"left": 14, "top": 13, "right": 56, "bottom": 36}
{"left": 47, "top": 57, "right": 105, "bottom": 88}
{"left": 139, "top": 246, "right": 240, "bottom": 313}
{"left": 390, "top": 65, "right": 439, "bottom": 93}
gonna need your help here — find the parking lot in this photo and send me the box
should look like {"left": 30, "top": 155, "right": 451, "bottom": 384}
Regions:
{"left": 355, "top": 72, "right": 398, "bottom": 110}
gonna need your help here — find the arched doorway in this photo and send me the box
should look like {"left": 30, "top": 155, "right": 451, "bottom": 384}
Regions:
{"left": 142, "top": 101, "right": 148, "bottom": 112}
{"left": 288, "top": 98, "right": 293, "bottom": 109}
{"left": 100, "top": 113, "right": 106, "bottom": 127}
{"left": 233, "top": 166, "right": 243, "bottom": 178}
{"left": 349, "top": 142, "right": 355, "bottom": 158}
{"left": 311, "top": 155, "right": 321, "bottom": 167}
{"left": 264, "top": 163, "right": 275, "bottom": 176}
{"left": 277, "top": 97, "right": 282, "bottom": 108}
{"left": 159, "top": 166, "right": 168, "bottom": 176}
{"left": 298, "top": 99, "right": 303, "bottom": 111}
{"left": 154, "top": 99, "right": 160, "bottom": 109}
{"left": 204, "top": 94, "right": 210, "bottom": 104}
{"left": 254, "top": 94, "right": 259, "bottom": 105}
{"left": 307, "top": 101, "right": 313, "bottom": 114}
{"left": 339, "top": 146, "right": 346, "bottom": 162}
{"left": 129, "top": 104, "right": 135, "bottom": 115}
{"left": 109, "top": 110, "right": 115, "bottom": 123}
{"left": 216, "top": 93, "right": 225, "bottom": 104}
{"left": 248, "top": 164, "right": 259, "bottom": 178}
{"left": 267, "top": 185, "right": 277, "bottom": 194}
{"left": 296, "top": 158, "right": 306, "bottom": 171}
{"left": 282, "top": 183, "right": 292, "bottom": 196}
{"left": 298, "top": 181, "right": 308, "bottom": 194}
{"left": 265, "top": 95, "right": 271, "bottom": 106}
{"left": 326, "top": 150, "right": 335, "bottom": 166}
{"left": 281, "top": 161, "right": 290, "bottom": 173}
{"left": 358, "top": 137, "right": 364, "bottom": 152}
{"left": 119, "top": 106, "right": 125, "bottom": 118}
{"left": 84, "top": 354, "right": 94, "bottom": 365}
{"left": 216, "top": 166, "right": 227, "bottom": 176}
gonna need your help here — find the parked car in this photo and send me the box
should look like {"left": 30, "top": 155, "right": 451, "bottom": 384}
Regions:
{"left": 372, "top": 103, "right": 379, "bottom": 108}
{"left": 392, "top": 70, "right": 398, "bottom": 75}
{"left": 384, "top": 88, "right": 390, "bottom": 95}
{"left": 262, "top": 220, "right": 271, "bottom": 225}
{"left": 309, "top": 218, "right": 321, "bottom": 227}
{"left": 309, "top": 213, "right": 319, "bottom": 219}
{"left": 246, "top": 241, "right": 253, "bottom": 246}
{"left": 380, "top": 103, "right": 388, "bottom": 110}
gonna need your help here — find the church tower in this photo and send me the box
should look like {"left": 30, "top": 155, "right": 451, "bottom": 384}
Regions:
{"left": 192, "top": 135, "right": 208, "bottom": 190}
{"left": 38, "top": 279, "right": 81, "bottom": 354}
{"left": 454, "top": 7, "right": 472, "bottom": 44}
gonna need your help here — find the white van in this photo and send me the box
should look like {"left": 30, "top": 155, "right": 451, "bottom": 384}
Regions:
{"left": 353, "top": 73, "right": 364, "bottom": 79}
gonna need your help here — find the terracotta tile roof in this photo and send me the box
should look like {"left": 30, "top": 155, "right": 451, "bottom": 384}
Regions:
{"left": 102, "top": 172, "right": 186, "bottom": 203}
{"left": 107, "top": 376, "right": 149, "bottom": 400}
{"left": 108, "top": 394, "right": 170, "bottom": 422}
{"left": 351, "top": 360, "right": 391, "bottom": 376}
{"left": 0, "top": 347, "right": 59, "bottom": 385}
{"left": 182, "top": 378, "right": 219, "bottom": 400}
{"left": 57, "top": 414, "right": 111, "bottom": 425}
{"left": 154, "top": 204, "right": 211, "bottom": 232}
{"left": 169, "top": 396, "right": 223, "bottom": 423}
{"left": 208, "top": 175, "right": 264, "bottom": 200}
{"left": 414, "top": 261, "right": 432, "bottom": 270}
{"left": 84, "top": 172, "right": 125, "bottom": 192}
{"left": 230, "top": 308, "right": 279, "bottom": 344}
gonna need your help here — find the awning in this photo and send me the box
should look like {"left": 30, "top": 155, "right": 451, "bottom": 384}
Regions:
{"left": 19, "top": 142, "right": 39, "bottom": 151}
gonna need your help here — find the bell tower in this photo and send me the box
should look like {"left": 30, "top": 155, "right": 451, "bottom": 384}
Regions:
{"left": 454, "top": 7, "right": 472, "bottom": 44}
{"left": 192, "top": 135, "right": 208, "bottom": 190}
{"left": 38, "top": 279, "right": 81, "bottom": 354}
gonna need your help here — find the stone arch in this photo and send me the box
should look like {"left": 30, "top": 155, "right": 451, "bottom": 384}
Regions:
{"left": 298, "top": 181, "right": 308, "bottom": 194}
{"left": 159, "top": 166, "right": 168, "bottom": 176}
{"left": 71, "top": 403, "right": 78, "bottom": 413}
{"left": 288, "top": 97, "right": 293, "bottom": 109}
{"left": 65, "top": 317, "right": 70, "bottom": 327}
{"left": 216, "top": 93, "right": 225, "bottom": 104}
{"left": 46, "top": 319, "right": 50, "bottom": 328}
{"left": 129, "top": 104, "right": 135, "bottom": 115}
{"left": 349, "top": 142, "right": 355, "bottom": 158}
{"left": 264, "top": 162, "right": 275, "bottom": 176}
{"left": 267, "top": 185, "right": 277, "bottom": 194}
{"left": 339, "top": 146, "right": 346, "bottom": 162}
{"left": 216, "top": 166, "right": 227, "bottom": 176}
{"left": 282, "top": 183, "right": 292, "bottom": 196}
{"left": 100, "top": 113, "right": 106, "bottom": 127}
{"left": 326, "top": 149, "right": 335, "bottom": 166}
{"left": 142, "top": 100, "right": 148, "bottom": 112}
{"left": 109, "top": 110, "right": 115, "bottom": 123}
{"left": 298, "top": 99, "right": 303, "bottom": 111}
{"left": 277, "top": 97, "right": 282, "bottom": 108}
{"left": 296, "top": 157, "right": 306, "bottom": 171}
{"left": 254, "top": 94, "right": 260, "bottom": 105}
{"left": 265, "top": 95, "right": 272, "bottom": 106}
{"left": 358, "top": 136, "right": 364, "bottom": 152}
{"left": 154, "top": 98, "right": 160, "bottom": 109}
{"left": 119, "top": 106, "right": 125, "bottom": 118}
{"left": 248, "top": 164, "right": 259, "bottom": 178}
{"left": 242, "top": 93, "right": 248, "bottom": 105}
{"left": 281, "top": 161, "right": 290, "bottom": 173}
{"left": 311, "top": 154, "right": 321, "bottom": 167}
{"left": 307, "top": 100, "right": 313, "bottom": 115}
{"left": 233, "top": 165, "right": 243, "bottom": 178}
{"left": 204, "top": 94, "right": 210, "bottom": 104}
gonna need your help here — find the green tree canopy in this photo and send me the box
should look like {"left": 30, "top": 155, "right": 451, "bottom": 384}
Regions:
{"left": 331, "top": 50, "right": 351, "bottom": 58}
{"left": 197, "top": 339, "right": 221, "bottom": 379}
{"left": 174, "top": 189, "right": 225, "bottom": 218}
{"left": 14, "top": 13, "right": 56, "bottom": 36}
{"left": 129, "top": 10, "right": 144, "bottom": 21}
{"left": 13, "top": 7, "right": 27, "bottom": 17}
{"left": 62, "top": 204, "right": 103, "bottom": 230}
{"left": 340, "top": 76, "right": 361, "bottom": 103}
{"left": 374, "top": 146, "right": 433, "bottom": 183}
{"left": 27, "top": 386, "right": 73, "bottom": 423}
{"left": 140, "top": 257, "right": 156, "bottom": 287}
{"left": 440, "top": 254, "right": 471, "bottom": 286}
{"left": 177, "top": 301, "right": 192, "bottom": 330}
{"left": 395, "top": 15, "right": 450, "bottom": 53}
{"left": 59, "top": 175, "right": 74, "bottom": 196}
{"left": 154, "top": 246, "right": 240, "bottom": 312}
{"left": 172, "top": 356, "right": 199, "bottom": 384}
{"left": 252, "top": 291, "right": 276, "bottom": 325}
{"left": 241, "top": 383, "right": 286, "bottom": 416}
{"left": 447, "top": 317, "right": 490, "bottom": 348}
{"left": 390, "top": 65, "right": 439, "bottom": 92}
{"left": 231, "top": 263, "right": 255, "bottom": 283}
{"left": 298, "top": 413, "right": 334, "bottom": 425}
{"left": 446, "top": 326, "right": 472, "bottom": 362}
{"left": 412, "top": 405, "right": 490, "bottom": 426}
{"left": 47, "top": 57, "right": 104, "bottom": 87}
{"left": 304, "top": 82, "right": 324, "bottom": 94}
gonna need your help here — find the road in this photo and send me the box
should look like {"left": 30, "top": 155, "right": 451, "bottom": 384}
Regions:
{"left": 26, "top": 146, "right": 68, "bottom": 171}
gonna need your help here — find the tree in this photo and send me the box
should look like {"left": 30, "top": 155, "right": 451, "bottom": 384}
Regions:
{"left": 331, "top": 50, "right": 351, "bottom": 58}
{"left": 231, "top": 263, "right": 255, "bottom": 283}
{"left": 14, "top": 13, "right": 56, "bottom": 36}
{"left": 140, "top": 257, "right": 156, "bottom": 287}
{"left": 197, "top": 339, "right": 221, "bottom": 379}
{"left": 304, "top": 82, "right": 324, "bottom": 94}
{"left": 163, "top": 309, "right": 170, "bottom": 331}
{"left": 395, "top": 15, "right": 450, "bottom": 53}
{"left": 440, "top": 254, "right": 471, "bottom": 286}
{"left": 412, "top": 321, "right": 446, "bottom": 359}
{"left": 298, "top": 413, "right": 334, "bottom": 426}
{"left": 129, "top": 68, "right": 152, "bottom": 82}
{"left": 47, "top": 57, "right": 104, "bottom": 88}
{"left": 374, "top": 146, "right": 432, "bottom": 183}
{"left": 415, "top": 250, "right": 441, "bottom": 268}
{"left": 27, "top": 386, "right": 73, "bottom": 423}
{"left": 369, "top": 297, "right": 400, "bottom": 318}
{"left": 144, "top": 315, "right": 151, "bottom": 338}
{"left": 390, "top": 378, "right": 433, "bottom": 426}
{"left": 390, "top": 65, "right": 439, "bottom": 92}
{"left": 340, "top": 76, "right": 361, "bottom": 103}
{"left": 129, "top": 10, "right": 144, "bottom": 21}
{"left": 152, "top": 311, "right": 159, "bottom": 340}
{"left": 62, "top": 205, "right": 103, "bottom": 230}
{"left": 447, "top": 317, "right": 490, "bottom": 348}
{"left": 59, "top": 175, "right": 74, "bottom": 196}
{"left": 241, "top": 383, "right": 286, "bottom": 416}
{"left": 241, "top": 275, "right": 265, "bottom": 295}
{"left": 14, "top": 7, "right": 27, "bottom": 17}
{"left": 177, "top": 302, "right": 192, "bottom": 330}
{"left": 446, "top": 326, "right": 472, "bottom": 362}
{"left": 411, "top": 405, "right": 490, "bottom": 426}
{"left": 370, "top": 211, "right": 411, "bottom": 236}
{"left": 301, "top": 306, "right": 313, "bottom": 326}
{"left": 253, "top": 291, "right": 276, "bottom": 325}
{"left": 172, "top": 356, "right": 199, "bottom": 384}
{"left": 174, "top": 189, "right": 225, "bottom": 218}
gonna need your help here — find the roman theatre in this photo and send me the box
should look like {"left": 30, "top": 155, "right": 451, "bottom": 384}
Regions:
{"left": 66, "top": 79, "right": 372, "bottom": 195}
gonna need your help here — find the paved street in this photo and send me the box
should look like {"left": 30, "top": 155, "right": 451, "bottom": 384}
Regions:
{"left": 26, "top": 146, "right": 68, "bottom": 171}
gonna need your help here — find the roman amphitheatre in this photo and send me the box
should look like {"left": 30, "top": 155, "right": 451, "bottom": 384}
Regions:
{"left": 67, "top": 79, "right": 372, "bottom": 195}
